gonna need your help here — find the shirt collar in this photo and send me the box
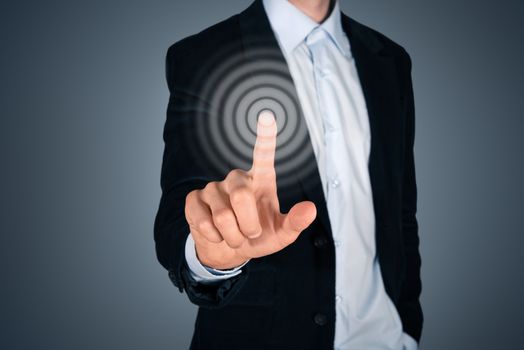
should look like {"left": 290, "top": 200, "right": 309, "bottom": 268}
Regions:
{"left": 262, "top": 0, "right": 350, "bottom": 57}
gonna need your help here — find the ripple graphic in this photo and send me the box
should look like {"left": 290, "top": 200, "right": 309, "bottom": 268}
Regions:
{"left": 189, "top": 42, "right": 317, "bottom": 189}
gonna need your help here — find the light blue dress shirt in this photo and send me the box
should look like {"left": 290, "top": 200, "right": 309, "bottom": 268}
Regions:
{"left": 184, "top": 1, "right": 418, "bottom": 349}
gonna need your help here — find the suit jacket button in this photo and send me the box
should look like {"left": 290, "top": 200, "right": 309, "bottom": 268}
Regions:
{"left": 313, "top": 236, "right": 328, "bottom": 248}
{"left": 313, "top": 313, "right": 327, "bottom": 326}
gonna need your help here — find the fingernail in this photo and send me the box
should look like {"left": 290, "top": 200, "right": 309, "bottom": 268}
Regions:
{"left": 258, "top": 110, "right": 275, "bottom": 126}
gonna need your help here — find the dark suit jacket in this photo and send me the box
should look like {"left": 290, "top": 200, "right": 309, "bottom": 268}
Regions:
{"left": 154, "top": 1, "right": 422, "bottom": 349}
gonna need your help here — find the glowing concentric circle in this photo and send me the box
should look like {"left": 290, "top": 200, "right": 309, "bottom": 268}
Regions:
{"left": 188, "top": 43, "right": 318, "bottom": 190}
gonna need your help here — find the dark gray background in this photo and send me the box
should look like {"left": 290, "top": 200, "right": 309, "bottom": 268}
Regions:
{"left": 1, "top": 0, "right": 523, "bottom": 349}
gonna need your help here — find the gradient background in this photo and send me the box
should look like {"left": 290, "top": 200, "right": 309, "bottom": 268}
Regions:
{"left": 1, "top": 0, "right": 523, "bottom": 349}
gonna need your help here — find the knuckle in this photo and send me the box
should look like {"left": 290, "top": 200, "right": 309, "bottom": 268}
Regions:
{"left": 213, "top": 208, "right": 235, "bottom": 226}
{"left": 229, "top": 186, "right": 252, "bottom": 205}
{"left": 195, "top": 219, "right": 214, "bottom": 234}
{"left": 278, "top": 229, "right": 298, "bottom": 247}
{"left": 185, "top": 190, "right": 199, "bottom": 205}
{"left": 203, "top": 181, "right": 218, "bottom": 193}
{"left": 184, "top": 190, "right": 200, "bottom": 221}
{"left": 225, "top": 236, "right": 245, "bottom": 249}
{"left": 226, "top": 168, "right": 247, "bottom": 181}
{"left": 203, "top": 232, "right": 223, "bottom": 243}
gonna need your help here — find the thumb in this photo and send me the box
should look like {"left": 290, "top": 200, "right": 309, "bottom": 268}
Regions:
{"left": 281, "top": 201, "right": 317, "bottom": 237}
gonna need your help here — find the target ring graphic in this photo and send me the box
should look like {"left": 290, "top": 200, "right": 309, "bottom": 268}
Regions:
{"left": 188, "top": 43, "right": 318, "bottom": 190}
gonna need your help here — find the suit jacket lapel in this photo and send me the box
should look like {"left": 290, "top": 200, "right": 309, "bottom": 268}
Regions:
{"left": 342, "top": 15, "right": 402, "bottom": 235}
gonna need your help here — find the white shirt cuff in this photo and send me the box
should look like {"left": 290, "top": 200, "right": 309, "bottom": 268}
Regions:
{"left": 184, "top": 233, "right": 249, "bottom": 283}
{"left": 402, "top": 332, "right": 419, "bottom": 350}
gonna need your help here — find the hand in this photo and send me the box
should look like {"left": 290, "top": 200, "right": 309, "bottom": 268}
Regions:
{"left": 184, "top": 110, "right": 317, "bottom": 269}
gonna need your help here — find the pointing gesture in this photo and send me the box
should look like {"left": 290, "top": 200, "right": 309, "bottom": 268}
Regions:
{"left": 185, "top": 110, "right": 317, "bottom": 270}
{"left": 251, "top": 110, "right": 278, "bottom": 183}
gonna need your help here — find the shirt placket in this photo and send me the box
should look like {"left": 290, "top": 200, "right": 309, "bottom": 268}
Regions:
{"left": 307, "top": 28, "right": 350, "bottom": 341}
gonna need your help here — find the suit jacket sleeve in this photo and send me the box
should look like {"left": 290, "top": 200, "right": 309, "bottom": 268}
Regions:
{"left": 153, "top": 44, "right": 250, "bottom": 308}
{"left": 397, "top": 48, "right": 424, "bottom": 342}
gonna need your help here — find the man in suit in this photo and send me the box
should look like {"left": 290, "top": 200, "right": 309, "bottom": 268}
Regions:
{"left": 154, "top": 0, "right": 422, "bottom": 349}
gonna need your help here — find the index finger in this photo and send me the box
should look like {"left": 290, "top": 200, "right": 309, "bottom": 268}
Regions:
{"left": 250, "top": 110, "right": 277, "bottom": 180}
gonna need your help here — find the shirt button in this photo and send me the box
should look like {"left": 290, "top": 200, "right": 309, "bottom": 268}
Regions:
{"left": 313, "top": 236, "right": 328, "bottom": 248}
{"left": 330, "top": 179, "right": 340, "bottom": 188}
{"left": 316, "top": 67, "right": 328, "bottom": 77}
{"left": 313, "top": 313, "right": 327, "bottom": 326}
{"left": 334, "top": 240, "right": 341, "bottom": 247}
{"left": 335, "top": 295, "right": 342, "bottom": 303}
